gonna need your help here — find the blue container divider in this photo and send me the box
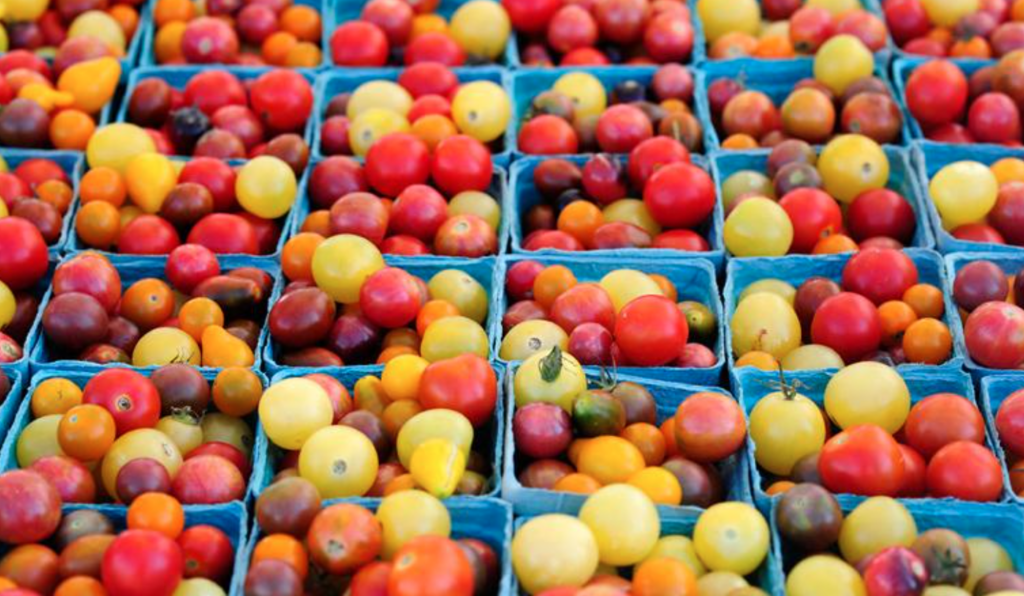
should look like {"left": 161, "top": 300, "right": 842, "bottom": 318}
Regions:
{"left": 696, "top": 58, "right": 904, "bottom": 151}
{"left": 0, "top": 370, "right": 24, "bottom": 456}
{"left": 326, "top": 0, "right": 517, "bottom": 67}
{"left": 893, "top": 57, "right": 995, "bottom": 143}
{"left": 494, "top": 255, "right": 725, "bottom": 385}
{"left": 0, "top": 368, "right": 268, "bottom": 507}
{"left": 310, "top": 67, "right": 512, "bottom": 165}
{"left": 512, "top": 507, "right": 784, "bottom": 595}
{"left": 737, "top": 366, "right": 1007, "bottom": 513}
{"left": 711, "top": 145, "right": 936, "bottom": 251}
{"left": 770, "top": 499, "right": 1024, "bottom": 595}
{"left": 251, "top": 364, "right": 505, "bottom": 500}
{"left": 68, "top": 157, "right": 306, "bottom": 262}
{"left": 980, "top": 375, "right": 1024, "bottom": 507}
{"left": 1, "top": 257, "right": 57, "bottom": 374}
{"left": 0, "top": 150, "right": 84, "bottom": 257}
{"left": 289, "top": 160, "right": 509, "bottom": 255}
{"left": 510, "top": 65, "right": 716, "bottom": 156}
{"left": 944, "top": 252, "right": 1024, "bottom": 379}
{"left": 913, "top": 141, "right": 1024, "bottom": 254}
{"left": 262, "top": 255, "right": 502, "bottom": 372}
{"left": 505, "top": 155, "right": 726, "bottom": 270}
{"left": 723, "top": 248, "right": 963, "bottom": 386}
{"left": 31, "top": 255, "right": 278, "bottom": 373}
{"left": 138, "top": 0, "right": 323, "bottom": 68}
{"left": 502, "top": 365, "right": 748, "bottom": 517}
{"left": 233, "top": 497, "right": 513, "bottom": 596}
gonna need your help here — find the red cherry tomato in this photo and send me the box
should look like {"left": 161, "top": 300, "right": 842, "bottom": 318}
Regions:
{"left": 810, "top": 292, "right": 882, "bottom": 363}
{"left": 381, "top": 235, "right": 431, "bottom": 255}
{"left": 905, "top": 60, "right": 969, "bottom": 129}
{"left": 101, "top": 530, "right": 184, "bottom": 596}
{"left": 351, "top": 561, "right": 393, "bottom": 596}
{"left": 418, "top": 353, "right": 497, "bottom": 427}
{"left": 779, "top": 188, "right": 844, "bottom": 254}
{"left": 653, "top": 229, "right": 710, "bottom": 251}
{"left": 518, "top": 115, "right": 579, "bottom": 155}
{"left": 118, "top": 215, "right": 181, "bottom": 255}
{"left": 178, "top": 525, "right": 234, "bottom": 582}
{"left": 331, "top": 21, "right": 389, "bottom": 67}
{"left": 187, "top": 213, "right": 259, "bottom": 255}
{"left": 996, "top": 389, "right": 1024, "bottom": 459}
{"left": 642, "top": 162, "right": 715, "bottom": 229}
{"left": 673, "top": 392, "right": 745, "bottom": 462}
{"left": 359, "top": 267, "right": 424, "bottom": 329}
{"left": 595, "top": 104, "right": 653, "bottom": 153}
{"left": 398, "top": 62, "right": 458, "bottom": 98}
{"left": 506, "top": 260, "right": 544, "bottom": 301}
{"left": 627, "top": 136, "right": 690, "bottom": 189}
{"left": 502, "top": 0, "right": 562, "bottom": 33}
{"left": 432, "top": 135, "right": 492, "bottom": 196}
{"left": 82, "top": 369, "right": 161, "bottom": 436}
{"left": 847, "top": 189, "right": 916, "bottom": 244}
{"left": 250, "top": 70, "right": 313, "bottom": 133}
{"left": 405, "top": 32, "right": 466, "bottom": 67}
{"left": 550, "top": 283, "right": 616, "bottom": 333}
{"left": 904, "top": 393, "right": 986, "bottom": 459}
{"left": 390, "top": 185, "right": 448, "bottom": 243}
{"left": 365, "top": 133, "right": 431, "bottom": 197}
{"left": 841, "top": 248, "right": 919, "bottom": 305}
{"left": 964, "top": 301, "right": 1024, "bottom": 369}
{"left": 0, "top": 217, "right": 48, "bottom": 290}
{"left": 165, "top": 244, "right": 221, "bottom": 294}
{"left": 388, "top": 536, "right": 475, "bottom": 596}
{"left": 52, "top": 253, "right": 122, "bottom": 313}
{"left": 614, "top": 295, "right": 688, "bottom": 366}
{"left": 926, "top": 441, "right": 1004, "bottom": 501}
{"left": 178, "top": 157, "right": 237, "bottom": 212}
{"left": 819, "top": 424, "right": 904, "bottom": 496}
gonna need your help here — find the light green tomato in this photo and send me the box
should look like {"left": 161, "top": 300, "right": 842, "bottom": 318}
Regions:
{"left": 514, "top": 347, "right": 587, "bottom": 412}
{"left": 721, "top": 170, "right": 775, "bottom": 211}
{"left": 427, "top": 269, "right": 488, "bottom": 324}
{"left": 724, "top": 197, "right": 793, "bottom": 257}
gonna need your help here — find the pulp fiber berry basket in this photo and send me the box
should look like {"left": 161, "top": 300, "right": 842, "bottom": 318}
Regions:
{"left": 770, "top": 499, "right": 1024, "bottom": 596}
{"left": 980, "top": 375, "right": 1024, "bottom": 506}
{"left": 736, "top": 366, "right": 1009, "bottom": 513}
{"left": 710, "top": 145, "right": 936, "bottom": 252}
{"left": 511, "top": 506, "right": 784, "bottom": 595}
{"left": 722, "top": 248, "right": 964, "bottom": 385}
{"left": 68, "top": 159, "right": 307, "bottom": 263}
{"left": 1, "top": 257, "right": 55, "bottom": 375}
{"left": 0, "top": 370, "right": 23, "bottom": 456}
{"left": 494, "top": 255, "right": 725, "bottom": 385}
{"left": 251, "top": 364, "right": 506, "bottom": 500}
{"left": 506, "top": 155, "right": 726, "bottom": 269}
{"left": 913, "top": 141, "right": 1024, "bottom": 255}
{"left": 30, "top": 255, "right": 278, "bottom": 373}
{"left": 0, "top": 149, "right": 84, "bottom": 257}
{"left": 696, "top": 58, "right": 905, "bottom": 150}
{"left": 310, "top": 67, "right": 513, "bottom": 164}
{"left": 502, "top": 365, "right": 750, "bottom": 517}
{"left": 944, "top": 252, "right": 1024, "bottom": 379}
{"left": 288, "top": 161, "right": 510, "bottom": 256}
{"left": 234, "top": 497, "right": 514, "bottom": 596}
{"left": 892, "top": 57, "right": 994, "bottom": 143}
{"left": 262, "top": 255, "right": 503, "bottom": 373}
{"left": 138, "top": 0, "right": 324, "bottom": 68}
{"left": 509, "top": 65, "right": 717, "bottom": 156}
{"left": 0, "top": 368, "right": 269, "bottom": 507}
{"left": 325, "top": 0, "right": 517, "bottom": 67}
{"left": 116, "top": 66, "right": 319, "bottom": 152}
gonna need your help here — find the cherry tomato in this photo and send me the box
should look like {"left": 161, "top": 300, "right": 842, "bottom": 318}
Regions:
{"left": 905, "top": 60, "right": 969, "bottom": 129}
{"left": 0, "top": 217, "right": 48, "bottom": 290}
{"left": 432, "top": 135, "right": 492, "bottom": 196}
{"left": 331, "top": 21, "right": 389, "bottom": 66}
{"left": 250, "top": 69, "right": 313, "bottom": 133}
{"left": 101, "top": 530, "right": 183, "bottom": 596}
{"left": 364, "top": 133, "right": 430, "bottom": 197}
{"left": 965, "top": 302, "right": 1024, "bottom": 369}
{"left": 178, "top": 525, "right": 235, "bottom": 582}
{"left": 810, "top": 292, "right": 882, "bottom": 363}
{"left": 82, "top": 369, "right": 161, "bottom": 436}
{"left": 926, "top": 441, "right": 1004, "bottom": 501}
{"left": 819, "top": 424, "right": 904, "bottom": 497}
{"left": 359, "top": 267, "right": 423, "bottom": 329}
{"left": 841, "top": 249, "right": 919, "bottom": 306}
{"left": 614, "top": 295, "right": 688, "bottom": 366}
{"left": 780, "top": 188, "right": 844, "bottom": 254}
{"left": 389, "top": 535, "right": 474, "bottom": 596}
{"left": 418, "top": 353, "right": 497, "bottom": 427}
{"left": 307, "top": 503, "right": 382, "bottom": 574}
{"left": 904, "top": 393, "right": 986, "bottom": 459}
{"left": 178, "top": 157, "right": 237, "bottom": 212}
{"left": 118, "top": 215, "right": 181, "bottom": 255}
{"left": 996, "top": 389, "right": 1024, "bottom": 459}
{"left": 642, "top": 162, "right": 715, "bottom": 229}
{"left": 187, "top": 213, "right": 260, "bottom": 255}
{"left": 674, "top": 392, "right": 745, "bottom": 463}
{"left": 166, "top": 244, "right": 221, "bottom": 294}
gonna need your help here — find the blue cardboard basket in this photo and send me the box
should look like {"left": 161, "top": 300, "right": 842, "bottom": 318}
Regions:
{"left": 0, "top": 368, "right": 268, "bottom": 508}
{"left": 510, "top": 65, "right": 716, "bottom": 157}
{"left": 138, "top": 0, "right": 324, "bottom": 68}
{"left": 893, "top": 57, "right": 995, "bottom": 143}
{"left": 289, "top": 160, "right": 509, "bottom": 256}
{"left": 310, "top": 67, "right": 512, "bottom": 165}
{"left": 263, "top": 255, "right": 502, "bottom": 372}
{"left": 711, "top": 145, "right": 936, "bottom": 252}
{"left": 251, "top": 364, "right": 505, "bottom": 500}
{"left": 68, "top": 158, "right": 306, "bottom": 263}
{"left": 0, "top": 150, "right": 84, "bottom": 257}
{"left": 512, "top": 506, "right": 784, "bottom": 595}
{"left": 502, "top": 365, "right": 748, "bottom": 517}
{"left": 723, "top": 248, "right": 964, "bottom": 385}
{"left": 980, "top": 375, "right": 1024, "bottom": 506}
{"left": 737, "top": 366, "right": 1008, "bottom": 513}
{"left": 506, "top": 155, "right": 726, "bottom": 269}
{"left": 697, "top": 58, "right": 905, "bottom": 151}
{"left": 0, "top": 370, "right": 24, "bottom": 455}
{"left": 234, "top": 497, "right": 514, "bottom": 596}
{"left": 1, "top": 258, "right": 55, "bottom": 375}
{"left": 944, "top": 252, "right": 1024, "bottom": 379}
{"left": 31, "top": 255, "right": 277, "bottom": 373}
{"left": 326, "top": 0, "right": 516, "bottom": 67}
{"left": 495, "top": 255, "right": 725, "bottom": 385}
{"left": 770, "top": 499, "right": 1024, "bottom": 594}
{"left": 913, "top": 141, "right": 1024, "bottom": 254}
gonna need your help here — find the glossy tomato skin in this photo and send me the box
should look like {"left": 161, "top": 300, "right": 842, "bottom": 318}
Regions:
{"left": 187, "top": 214, "right": 260, "bottom": 255}
{"left": 307, "top": 503, "right": 382, "bottom": 575}
{"left": 996, "top": 389, "right": 1024, "bottom": 458}
{"left": 432, "top": 135, "right": 492, "bottom": 195}
{"left": 82, "top": 369, "right": 161, "bottom": 436}
{"left": 418, "top": 353, "right": 497, "bottom": 426}
{"left": 926, "top": 441, "right": 1004, "bottom": 501}
{"left": 183, "top": 71, "right": 246, "bottom": 117}
{"left": 627, "top": 136, "right": 690, "bottom": 189}
{"left": 53, "top": 253, "right": 121, "bottom": 313}
{"left": 965, "top": 302, "right": 1024, "bottom": 369}
{"left": 350, "top": 561, "right": 393, "bottom": 596}
{"left": 0, "top": 217, "right": 48, "bottom": 291}
{"left": 165, "top": 244, "right": 220, "bottom": 293}
{"left": 841, "top": 248, "right": 919, "bottom": 305}
{"left": 102, "top": 530, "right": 183, "bottom": 596}
{"left": 653, "top": 229, "right": 710, "bottom": 251}
{"left": 250, "top": 70, "right": 313, "bottom": 133}
{"left": 673, "top": 392, "right": 745, "bottom": 463}
{"left": 643, "top": 162, "right": 715, "bottom": 229}
{"left": 811, "top": 292, "right": 883, "bottom": 363}
{"left": 904, "top": 393, "right": 985, "bottom": 459}
{"left": 819, "top": 424, "right": 904, "bottom": 496}
{"left": 780, "top": 188, "right": 844, "bottom": 254}
{"left": 905, "top": 60, "right": 969, "bottom": 129}
{"left": 389, "top": 185, "right": 447, "bottom": 243}
{"left": 389, "top": 536, "right": 474, "bottom": 596}
{"left": 398, "top": 63, "right": 457, "bottom": 98}
{"left": 359, "top": 267, "right": 423, "bottom": 329}
{"left": 178, "top": 525, "right": 234, "bottom": 582}
{"left": 118, "top": 215, "right": 181, "bottom": 255}
{"left": 331, "top": 21, "right": 389, "bottom": 67}
{"left": 898, "top": 444, "right": 927, "bottom": 497}
{"left": 518, "top": 115, "right": 579, "bottom": 155}
{"left": 365, "top": 133, "right": 431, "bottom": 197}
{"left": 435, "top": 215, "right": 497, "bottom": 257}
{"left": 550, "top": 283, "right": 616, "bottom": 333}
{"left": 862, "top": 547, "right": 929, "bottom": 596}
{"left": 847, "top": 189, "right": 916, "bottom": 244}
{"left": 503, "top": 0, "right": 561, "bottom": 33}
{"left": 178, "top": 158, "right": 237, "bottom": 212}
{"left": 0, "top": 470, "right": 61, "bottom": 544}
{"left": 615, "top": 295, "right": 688, "bottom": 366}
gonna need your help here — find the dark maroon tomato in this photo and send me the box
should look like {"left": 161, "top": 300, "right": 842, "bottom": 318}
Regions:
{"left": 841, "top": 248, "right": 919, "bottom": 305}
{"left": 178, "top": 157, "right": 237, "bottom": 212}
{"left": 794, "top": 277, "right": 841, "bottom": 337}
{"left": 161, "top": 183, "right": 214, "bottom": 228}
{"left": 245, "top": 560, "right": 303, "bottom": 596}
{"left": 628, "top": 136, "right": 690, "bottom": 189}
{"left": 432, "top": 135, "right": 492, "bottom": 196}
{"left": 115, "top": 457, "right": 173, "bottom": 503}
{"left": 11, "top": 199, "right": 61, "bottom": 244}
{"left": 329, "top": 192, "right": 389, "bottom": 246}
{"left": 847, "top": 189, "right": 916, "bottom": 244}
{"left": 811, "top": 292, "right": 882, "bottom": 363}
{"left": 269, "top": 287, "right": 336, "bottom": 349}
{"left": 568, "top": 322, "right": 613, "bottom": 365}
{"left": 518, "top": 459, "right": 573, "bottom": 489}
{"left": 194, "top": 129, "right": 246, "bottom": 159}
{"left": 582, "top": 154, "right": 627, "bottom": 205}
{"left": 533, "top": 159, "right": 582, "bottom": 201}
{"left": 0, "top": 99, "right": 50, "bottom": 148}
{"left": 661, "top": 456, "right": 722, "bottom": 508}
{"left": 152, "top": 363, "right": 210, "bottom": 417}
{"left": 256, "top": 476, "right": 321, "bottom": 537}
{"left": 341, "top": 410, "right": 390, "bottom": 460}
{"left": 390, "top": 184, "right": 447, "bottom": 243}
{"left": 0, "top": 470, "right": 62, "bottom": 544}
{"left": 280, "top": 347, "right": 344, "bottom": 367}
{"left": 990, "top": 181, "right": 1024, "bottom": 246}
{"left": 236, "top": 4, "right": 277, "bottom": 44}
{"left": 591, "top": 222, "right": 653, "bottom": 249}
{"left": 320, "top": 116, "right": 351, "bottom": 156}
{"left": 264, "top": 134, "right": 310, "bottom": 175}
{"left": 51, "top": 253, "right": 119, "bottom": 314}
{"left": 327, "top": 314, "right": 381, "bottom": 364}
{"left": 773, "top": 163, "right": 822, "bottom": 198}
{"left": 172, "top": 455, "right": 245, "bottom": 504}
{"left": 42, "top": 291, "right": 109, "bottom": 353}
{"left": 119, "top": 215, "right": 181, "bottom": 255}
{"left": 910, "top": 529, "right": 969, "bottom": 587}
{"left": 513, "top": 403, "right": 572, "bottom": 459}
{"left": 359, "top": 267, "right": 423, "bottom": 329}
{"left": 819, "top": 425, "right": 904, "bottom": 497}
{"left": 953, "top": 260, "right": 1007, "bottom": 312}
{"left": 779, "top": 188, "right": 843, "bottom": 254}
{"left": 767, "top": 140, "right": 816, "bottom": 179}
{"left": 594, "top": 0, "right": 649, "bottom": 45}
{"left": 775, "top": 483, "right": 842, "bottom": 552}
{"left": 862, "top": 547, "right": 929, "bottom": 596}
{"left": 309, "top": 156, "right": 367, "bottom": 209}
{"left": 518, "top": 115, "right": 579, "bottom": 155}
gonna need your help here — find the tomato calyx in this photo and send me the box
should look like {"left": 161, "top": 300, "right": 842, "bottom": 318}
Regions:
{"left": 539, "top": 346, "right": 563, "bottom": 383}
{"left": 590, "top": 366, "right": 619, "bottom": 392}
{"left": 171, "top": 407, "right": 201, "bottom": 426}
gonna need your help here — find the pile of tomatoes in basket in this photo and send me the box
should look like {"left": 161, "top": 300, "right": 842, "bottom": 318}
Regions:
{"left": 885, "top": 0, "right": 1024, "bottom": 58}
{"left": 954, "top": 259, "right": 1024, "bottom": 369}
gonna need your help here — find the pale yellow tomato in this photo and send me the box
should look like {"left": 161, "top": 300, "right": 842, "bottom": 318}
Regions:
{"left": 750, "top": 389, "right": 825, "bottom": 476}
{"left": 349, "top": 108, "right": 410, "bottom": 157}
{"left": 922, "top": 0, "right": 979, "bottom": 27}
{"left": 930, "top": 161, "right": 999, "bottom": 229}
{"left": 814, "top": 35, "right": 874, "bottom": 96}
{"left": 132, "top": 328, "right": 200, "bottom": 367}
{"left": 694, "top": 502, "right": 769, "bottom": 575}
{"left": 552, "top": 72, "right": 607, "bottom": 121}
{"left": 787, "top": 555, "right": 866, "bottom": 596}
{"left": 312, "top": 234, "right": 385, "bottom": 304}
{"left": 449, "top": 0, "right": 510, "bottom": 60}
{"left": 449, "top": 191, "right": 500, "bottom": 230}
{"left": 86, "top": 124, "right": 156, "bottom": 174}
{"left": 923, "top": 588, "right": 971, "bottom": 596}
{"left": 236, "top": 156, "right": 297, "bottom": 219}
{"left": 697, "top": 0, "right": 760, "bottom": 43}
{"left": 818, "top": 135, "right": 889, "bottom": 204}
{"left": 731, "top": 292, "right": 801, "bottom": 360}
{"left": 68, "top": 11, "right": 126, "bottom": 53}
{"left": 824, "top": 362, "right": 910, "bottom": 432}
{"left": 16, "top": 415, "right": 64, "bottom": 468}
{"left": 259, "top": 378, "right": 333, "bottom": 450}
{"left": 599, "top": 269, "right": 662, "bottom": 313}
{"left": 156, "top": 415, "right": 203, "bottom": 456}
{"left": 739, "top": 279, "right": 796, "bottom": 305}
{"left": 722, "top": 171, "right": 774, "bottom": 210}
{"left": 377, "top": 490, "right": 451, "bottom": 559}
{"left": 643, "top": 536, "right": 706, "bottom": 577}
{"left": 4, "top": 0, "right": 48, "bottom": 21}
{"left": 513, "top": 347, "right": 587, "bottom": 412}
{"left": 578, "top": 485, "right": 660, "bottom": 566}
{"left": 697, "top": 572, "right": 749, "bottom": 596}
{"left": 965, "top": 538, "right": 1014, "bottom": 592}
{"left": 347, "top": 81, "right": 413, "bottom": 119}
{"left": 172, "top": 579, "right": 226, "bottom": 596}
{"left": 0, "top": 280, "right": 14, "bottom": 329}
{"left": 420, "top": 316, "right": 489, "bottom": 361}
{"left": 452, "top": 81, "right": 510, "bottom": 143}
{"left": 500, "top": 320, "right": 568, "bottom": 361}
{"left": 427, "top": 269, "right": 488, "bottom": 324}
{"left": 807, "top": 0, "right": 861, "bottom": 15}
{"left": 782, "top": 344, "right": 845, "bottom": 370}
{"left": 724, "top": 198, "right": 793, "bottom": 257}
{"left": 396, "top": 409, "right": 473, "bottom": 468}
{"left": 298, "top": 425, "right": 378, "bottom": 498}
{"left": 201, "top": 413, "right": 253, "bottom": 456}
{"left": 512, "top": 514, "right": 599, "bottom": 594}
{"left": 839, "top": 497, "right": 917, "bottom": 565}
{"left": 603, "top": 199, "right": 661, "bottom": 237}
{"left": 101, "top": 429, "right": 182, "bottom": 497}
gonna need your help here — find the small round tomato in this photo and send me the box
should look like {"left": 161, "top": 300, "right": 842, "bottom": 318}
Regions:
{"left": 359, "top": 267, "right": 423, "bottom": 329}
{"left": 178, "top": 525, "right": 234, "bottom": 582}
{"left": 389, "top": 535, "right": 474, "bottom": 596}
{"left": 810, "top": 292, "right": 882, "bottom": 363}
{"left": 965, "top": 302, "right": 1024, "bottom": 369}
{"left": 642, "top": 162, "right": 715, "bottom": 229}
{"left": 101, "top": 530, "right": 183, "bottom": 596}
{"left": 628, "top": 136, "right": 690, "bottom": 189}
{"left": 673, "top": 392, "right": 745, "bottom": 463}
{"left": 847, "top": 189, "right": 916, "bottom": 245}
{"left": 418, "top": 353, "right": 497, "bottom": 427}
{"left": 308, "top": 503, "right": 382, "bottom": 575}
{"left": 0, "top": 217, "right": 49, "bottom": 290}
{"left": 364, "top": 133, "right": 430, "bottom": 197}
{"left": 780, "top": 188, "right": 844, "bottom": 254}
{"left": 118, "top": 215, "right": 181, "bottom": 255}
{"left": 331, "top": 21, "right": 389, "bottom": 66}
{"left": 250, "top": 69, "right": 313, "bottom": 133}
{"left": 905, "top": 59, "right": 969, "bottom": 128}
{"left": 904, "top": 393, "right": 985, "bottom": 459}
{"left": 996, "top": 389, "right": 1024, "bottom": 459}
{"left": 927, "top": 441, "right": 1004, "bottom": 502}
{"left": 819, "top": 424, "right": 904, "bottom": 497}
{"left": 841, "top": 248, "right": 919, "bottom": 305}
{"left": 518, "top": 115, "right": 579, "bottom": 155}
{"left": 165, "top": 244, "right": 220, "bottom": 294}
{"left": 614, "top": 295, "right": 688, "bottom": 367}
{"left": 187, "top": 213, "right": 260, "bottom": 255}
{"left": 82, "top": 369, "right": 161, "bottom": 436}
{"left": 432, "top": 135, "right": 492, "bottom": 196}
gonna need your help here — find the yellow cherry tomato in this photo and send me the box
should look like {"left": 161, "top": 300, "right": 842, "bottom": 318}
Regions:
{"left": 101, "top": 429, "right": 183, "bottom": 498}
{"left": 16, "top": 415, "right": 63, "bottom": 468}
{"left": 923, "top": 588, "right": 971, "bottom": 596}
{"left": 420, "top": 316, "right": 489, "bottom": 362}
{"left": 381, "top": 354, "right": 429, "bottom": 401}
{"left": 348, "top": 81, "right": 413, "bottom": 119}
{"left": 31, "top": 378, "right": 82, "bottom": 417}
{"left": 312, "top": 234, "right": 385, "bottom": 304}
{"left": 259, "top": 378, "right": 333, "bottom": 450}
{"left": 0, "top": 280, "right": 14, "bottom": 329}
{"left": 807, "top": 0, "right": 862, "bottom": 15}
{"left": 966, "top": 538, "right": 1014, "bottom": 592}
{"left": 68, "top": 10, "right": 127, "bottom": 53}
{"left": 377, "top": 490, "right": 451, "bottom": 559}
{"left": 552, "top": 72, "right": 607, "bottom": 120}
{"left": 236, "top": 156, "right": 297, "bottom": 219}
{"left": 698, "top": 572, "right": 750, "bottom": 596}
{"left": 125, "top": 152, "right": 177, "bottom": 213}
{"left": 724, "top": 197, "right": 793, "bottom": 257}
{"left": 513, "top": 347, "right": 587, "bottom": 412}
{"left": 603, "top": 198, "right": 661, "bottom": 236}
{"left": 449, "top": 191, "right": 500, "bottom": 231}
{"left": 739, "top": 279, "right": 796, "bottom": 305}
{"left": 298, "top": 425, "right": 378, "bottom": 499}
{"left": 396, "top": 409, "right": 473, "bottom": 468}
{"left": 930, "top": 161, "right": 999, "bottom": 229}
{"left": 787, "top": 555, "right": 866, "bottom": 596}
{"left": 694, "top": 502, "right": 770, "bottom": 576}
{"left": 643, "top": 536, "right": 706, "bottom": 577}
{"left": 750, "top": 389, "right": 826, "bottom": 476}
{"left": 814, "top": 35, "right": 874, "bottom": 96}
{"left": 4, "top": 0, "right": 48, "bottom": 22}
{"left": 818, "top": 135, "right": 889, "bottom": 204}
{"left": 578, "top": 484, "right": 659, "bottom": 566}
{"left": 500, "top": 320, "right": 568, "bottom": 361}
{"left": 824, "top": 361, "right": 910, "bottom": 432}
{"left": 349, "top": 108, "right": 410, "bottom": 157}
{"left": 452, "top": 81, "right": 510, "bottom": 143}
{"left": 87, "top": 123, "right": 157, "bottom": 174}
{"left": 782, "top": 344, "right": 845, "bottom": 370}
{"left": 57, "top": 57, "right": 120, "bottom": 114}
{"left": 512, "top": 514, "right": 599, "bottom": 594}
{"left": 922, "top": 0, "right": 979, "bottom": 27}
{"left": 599, "top": 269, "right": 663, "bottom": 313}
{"left": 409, "top": 437, "right": 466, "bottom": 499}
{"left": 697, "top": 0, "right": 761, "bottom": 43}
{"left": 132, "top": 328, "right": 200, "bottom": 367}
{"left": 172, "top": 579, "right": 226, "bottom": 596}
{"left": 839, "top": 497, "right": 918, "bottom": 565}
{"left": 427, "top": 269, "right": 488, "bottom": 324}
{"left": 731, "top": 292, "right": 801, "bottom": 360}
{"left": 449, "top": 0, "right": 510, "bottom": 60}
